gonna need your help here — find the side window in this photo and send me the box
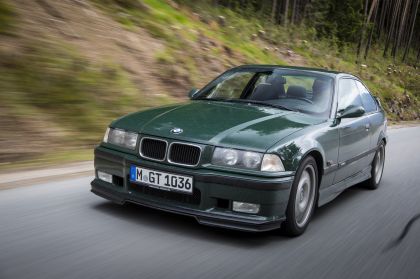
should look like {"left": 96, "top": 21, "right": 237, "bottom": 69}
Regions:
{"left": 337, "top": 79, "right": 363, "bottom": 112}
{"left": 355, "top": 80, "right": 377, "bottom": 113}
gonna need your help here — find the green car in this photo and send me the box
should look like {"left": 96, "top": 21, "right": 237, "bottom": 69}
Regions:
{"left": 91, "top": 65, "right": 387, "bottom": 236}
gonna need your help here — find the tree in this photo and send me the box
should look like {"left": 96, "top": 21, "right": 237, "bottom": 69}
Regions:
{"left": 392, "top": 0, "right": 411, "bottom": 59}
{"left": 384, "top": 0, "right": 402, "bottom": 57}
{"left": 283, "top": 0, "right": 290, "bottom": 26}
{"left": 403, "top": 0, "right": 419, "bottom": 62}
{"left": 356, "top": 0, "right": 370, "bottom": 63}
{"left": 207, "top": 0, "right": 420, "bottom": 64}
{"left": 272, "top": 0, "right": 278, "bottom": 22}
{"left": 365, "top": 0, "right": 381, "bottom": 59}
{"left": 291, "top": 0, "right": 297, "bottom": 24}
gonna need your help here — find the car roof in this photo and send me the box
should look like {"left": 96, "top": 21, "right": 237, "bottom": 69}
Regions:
{"left": 235, "top": 64, "right": 353, "bottom": 78}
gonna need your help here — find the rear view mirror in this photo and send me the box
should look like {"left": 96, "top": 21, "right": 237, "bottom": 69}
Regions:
{"left": 188, "top": 88, "right": 199, "bottom": 99}
{"left": 337, "top": 105, "right": 365, "bottom": 119}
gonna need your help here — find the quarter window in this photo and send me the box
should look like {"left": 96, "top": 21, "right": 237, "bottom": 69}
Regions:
{"left": 337, "top": 79, "right": 363, "bottom": 112}
{"left": 355, "top": 80, "right": 377, "bottom": 113}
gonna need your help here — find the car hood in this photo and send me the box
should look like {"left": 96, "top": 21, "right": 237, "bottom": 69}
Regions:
{"left": 112, "top": 101, "right": 324, "bottom": 151}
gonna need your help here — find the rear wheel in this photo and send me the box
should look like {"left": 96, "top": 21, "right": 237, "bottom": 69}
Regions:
{"left": 282, "top": 156, "right": 318, "bottom": 237}
{"left": 364, "top": 142, "right": 385, "bottom": 189}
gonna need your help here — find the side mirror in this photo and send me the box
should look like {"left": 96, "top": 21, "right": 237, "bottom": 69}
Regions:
{"left": 337, "top": 105, "right": 365, "bottom": 119}
{"left": 188, "top": 88, "right": 199, "bottom": 99}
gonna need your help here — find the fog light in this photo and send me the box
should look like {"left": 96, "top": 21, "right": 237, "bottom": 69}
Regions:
{"left": 98, "top": 171, "right": 112, "bottom": 183}
{"left": 232, "top": 201, "right": 260, "bottom": 214}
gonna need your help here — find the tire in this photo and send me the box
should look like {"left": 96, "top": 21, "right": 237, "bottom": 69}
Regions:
{"left": 364, "top": 142, "right": 385, "bottom": 190}
{"left": 282, "top": 156, "right": 318, "bottom": 237}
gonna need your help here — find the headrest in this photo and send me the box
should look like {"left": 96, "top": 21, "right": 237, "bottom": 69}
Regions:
{"left": 287, "top": 85, "right": 306, "bottom": 99}
{"left": 312, "top": 79, "right": 329, "bottom": 92}
{"left": 266, "top": 75, "right": 286, "bottom": 85}
{"left": 249, "top": 83, "right": 278, "bottom": 101}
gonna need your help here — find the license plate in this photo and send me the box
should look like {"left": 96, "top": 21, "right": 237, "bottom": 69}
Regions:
{"left": 130, "top": 166, "right": 193, "bottom": 194}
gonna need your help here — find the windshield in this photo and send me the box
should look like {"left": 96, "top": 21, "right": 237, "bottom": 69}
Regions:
{"left": 196, "top": 69, "right": 334, "bottom": 118}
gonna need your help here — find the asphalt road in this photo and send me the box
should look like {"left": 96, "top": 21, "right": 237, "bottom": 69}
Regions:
{"left": 1, "top": 126, "right": 420, "bottom": 279}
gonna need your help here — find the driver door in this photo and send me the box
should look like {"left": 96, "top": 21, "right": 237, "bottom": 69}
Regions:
{"left": 333, "top": 78, "right": 371, "bottom": 184}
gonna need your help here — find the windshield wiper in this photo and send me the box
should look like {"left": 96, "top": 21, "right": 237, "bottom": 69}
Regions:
{"left": 195, "top": 98, "right": 227, "bottom": 102}
{"left": 226, "top": 99, "right": 297, "bottom": 112}
{"left": 195, "top": 98, "right": 297, "bottom": 112}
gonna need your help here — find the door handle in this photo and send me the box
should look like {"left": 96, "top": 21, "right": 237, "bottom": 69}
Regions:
{"left": 365, "top": 123, "right": 370, "bottom": 131}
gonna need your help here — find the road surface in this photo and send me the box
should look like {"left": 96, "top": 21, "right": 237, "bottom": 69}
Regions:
{"left": 1, "top": 126, "right": 420, "bottom": 279}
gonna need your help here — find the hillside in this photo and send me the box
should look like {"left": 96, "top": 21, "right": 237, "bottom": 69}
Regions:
{"left": 0, "top": 0, "right": 419, "bottom": 168}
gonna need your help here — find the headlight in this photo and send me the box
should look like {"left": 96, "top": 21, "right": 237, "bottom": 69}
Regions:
{"left": 212, "top": 147, "right": 284, "bottom": 172}
{"left": 243, "top": 151, "right": 262, "bottom": 169}
{"left": 103, "top": 127, "right": 138, "bottom": 150}
{"left": 217, "top": 148, "right": 239, "bottom": 166}
{"left": 212, "top": 147, "right": 261, "bottom": 170}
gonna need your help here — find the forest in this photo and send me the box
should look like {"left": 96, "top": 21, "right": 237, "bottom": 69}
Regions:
{"left": 202, "top": 0, "right": 420, "bottom": 64}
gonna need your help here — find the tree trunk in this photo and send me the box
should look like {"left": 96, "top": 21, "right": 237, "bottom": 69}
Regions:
{"left": 356, "top": 0, "right": 370, "bottom": 63}
{"left": 367, "top": 0, "right": 379, "bottom": 22}
{"left": 384, "top": 0, "right": 402, "bottom": 57}
{"left": 291, "top": 0, "right": 297, "bottom": 24}
{"left": 378, "top": 0, "right": 388, "bottom": 40}
{"left": 365, "top": 0, "right": 381, "bottom": 59}
{"left": 416, "top": 46, "right": 420, "bottom": 66}
{"left": 283, "top": 0, "right": 289, "bottom": 26}
{"left": 300, "top": 0, "right": 310, "bottom": 24}
{"left": 271, "top": 0, "right": 278, "bottom": 23}
{"left": 392, "top": 0, "right": 411, "bottom": 60}
{"left": 403, "top": 0, "right": 419, "bottom": 62}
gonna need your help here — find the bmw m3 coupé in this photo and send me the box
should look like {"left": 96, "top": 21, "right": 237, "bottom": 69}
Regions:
{"left": 91, "top": 65, "right": 387, "bottom": 236}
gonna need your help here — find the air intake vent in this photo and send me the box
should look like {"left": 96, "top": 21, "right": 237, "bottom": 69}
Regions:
{"left": 169, "top": 143, "right": 201, "bottom": 166}
{"left": 140, "top": 138, "right": 167, "bottom": 161}
{"left": 129, "top": 181, "right": 201, "bottom": 205}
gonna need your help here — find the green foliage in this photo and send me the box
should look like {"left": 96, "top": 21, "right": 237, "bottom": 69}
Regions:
{"left": 94, "top": 0, "right": 288, "bottom": 85}
{"left": 0, "top": 0, "right": 15, "bottom": 34}
{"left": 403, "top": 70, "right": 420, "bottom": 98}
{"left": 0, "top": 40, "right": 166, "bottom": 143}
{"left": 306, "top": 0, "right": 365, "bottom": 44}
{"left": 93, "top": 0, "right": 418, "bottom": 119}
{"left": 154, "top": 48, "right": 176, "bottom": 64}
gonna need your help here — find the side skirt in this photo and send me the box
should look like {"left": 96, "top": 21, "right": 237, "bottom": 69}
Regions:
{"left": 318, "top": 166, "right": 371, "bottom": 207}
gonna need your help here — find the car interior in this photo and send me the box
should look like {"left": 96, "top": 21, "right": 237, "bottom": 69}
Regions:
{"left": 247, "top": 72, "right": 332, "bottom": 113}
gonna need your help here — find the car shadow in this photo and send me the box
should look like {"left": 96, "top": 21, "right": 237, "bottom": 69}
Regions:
{"left": 313, "top": 183, "right": 370, "bottom": 220}
{"left": 91, "top": 183, "right": 371, "bottom": 247}
{"left": 91, "top": 201, "right": 285, "bottom": 248}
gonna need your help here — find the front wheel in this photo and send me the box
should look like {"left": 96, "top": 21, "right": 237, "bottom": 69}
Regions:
{"left": 364, "top": 142, "right": 385, "bottom": 189}
{"left": 282, "top": 156, "right": 318, "bottom": 237}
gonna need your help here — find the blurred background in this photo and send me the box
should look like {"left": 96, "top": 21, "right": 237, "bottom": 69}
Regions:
{"left": 0, "top": 0, "right": 419, "bottom": 170}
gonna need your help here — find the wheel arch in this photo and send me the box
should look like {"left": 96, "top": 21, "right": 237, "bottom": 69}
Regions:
{"left": 377, "top": 128, "right": 387, "bottom": 146}
{"left": 381, "top": 136, "right": 387, "bottom": 145}
{"left": 306, "top": 150, "right": 324, "bottom": 176}
{"left": 301, "top": 149, "right": 324, "bottom": 188}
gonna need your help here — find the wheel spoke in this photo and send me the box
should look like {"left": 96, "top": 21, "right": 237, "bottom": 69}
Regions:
{"left": 294, "top": 165, "right": 316, "bottom": 228}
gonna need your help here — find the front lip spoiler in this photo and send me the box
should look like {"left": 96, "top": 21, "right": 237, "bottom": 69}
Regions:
{"left": 91, "top": 182, "right": 284, "bottom": 233}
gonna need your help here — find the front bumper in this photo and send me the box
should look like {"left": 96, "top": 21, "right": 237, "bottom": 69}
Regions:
{"left": 91, "top": 146, "right": 294, "bottom": 232}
